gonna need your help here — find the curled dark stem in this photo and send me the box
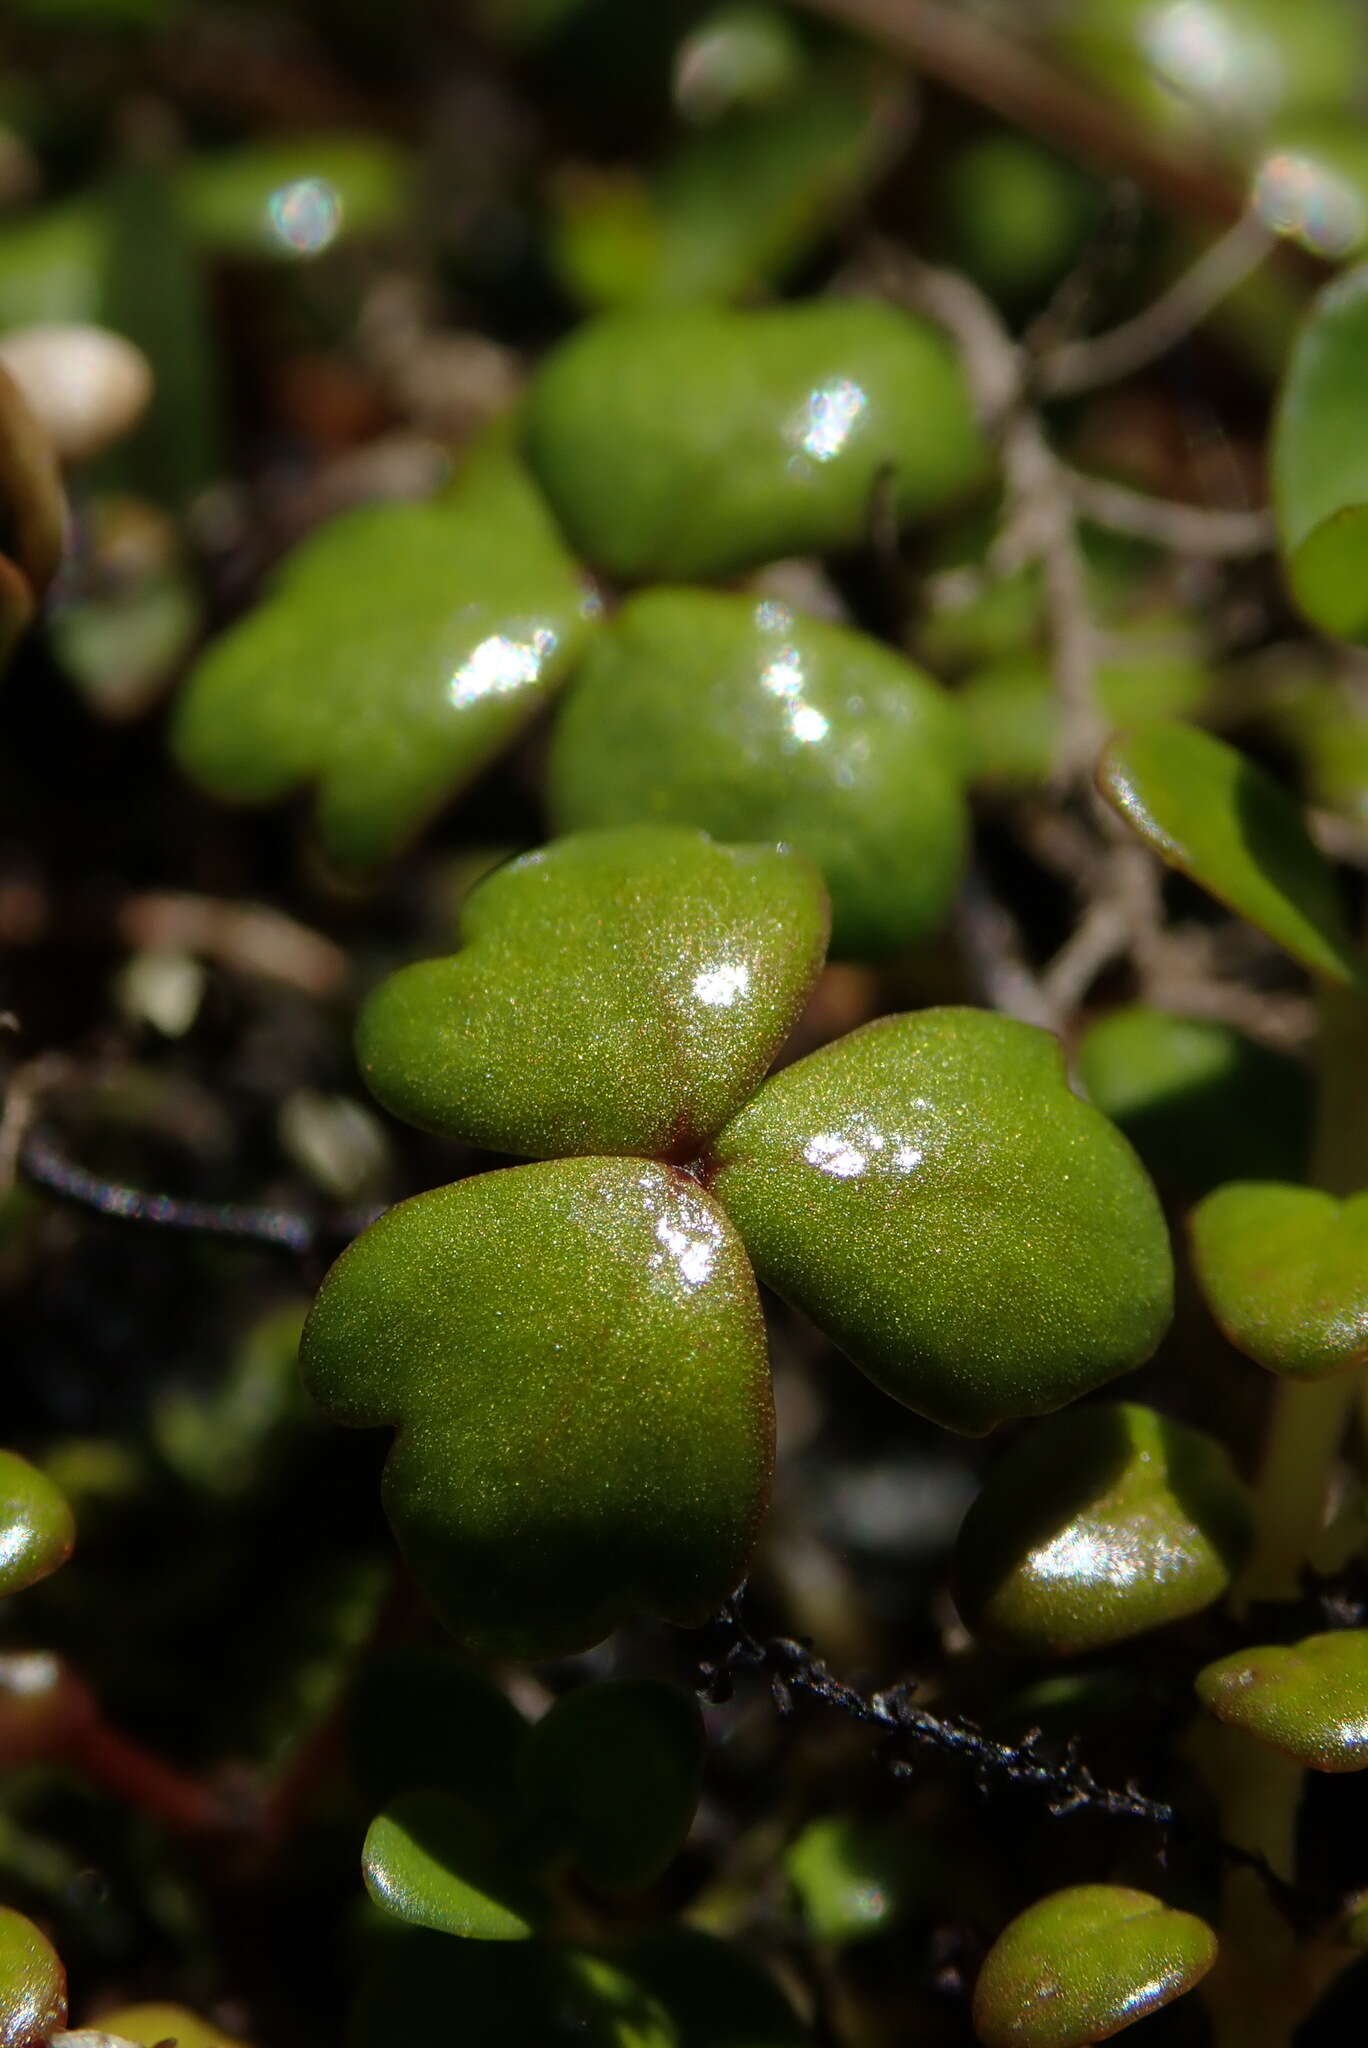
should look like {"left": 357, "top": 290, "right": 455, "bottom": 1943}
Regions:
{"left": 18, "top": 1123, "right": 380, "bottom": 1260}
{"left": 692, "top": 1600, "right": 1330, "bottom": 1929}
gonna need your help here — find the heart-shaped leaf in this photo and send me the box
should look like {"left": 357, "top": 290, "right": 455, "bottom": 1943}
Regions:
{"left": 0, "top": 1451, "right": 75, "bottom": 1595}
{"left": 356, "top": 826, "right": 828, "bottom": 1161}
{"left": 523, "top": 298, "right": 986, "bottom": 582}
{"left": 172, "top": 440, "right": 596, "bottom": 873}
{"left": 706, "top": 1008, "right": 1173, "bottom": 1434}
{"left": 1196, "top": 1630, "right": 1368, "bottom": 1771}
{"left": 1097, "top": 721, "right": 1362, "bottom": 985}
{"left": 1078, "top": 1006, "right": 1312, "bottom": 1196}
{"left": 546, "top": 591, "right": 966, "bottom": 960}
{"left": 83, "top": 2006, "right": 247, "bottom": 2047}
{"left": 952, "top": 1403, "right": 1253, "bottom": 1655}
{"left": 301, "top": 1157, "right": 772, "bottom": 1658}
{"left": 1273, "top": 263, "right": 1368, "bottom": 640}
{"left": 520, "top": 1680, "right": 702, "bottom": 1891}
{"left": 1191, "top": 1183, "right": 1368, "bottom": 1379}
{"left": 0, "top": 1908, "right": 66, "bottom": 2048}
{"left": 363, "top": 1789, "right": 542, "bottom": 1940}
{"left": 351, "top": 1931, "right": 674, "bottom": 2047}
{"left": 972, "top": 1886, "right": 1218, "bottom": 2048}
{"left": 347, "top": 1647, "right": 527, "bottom": 1819}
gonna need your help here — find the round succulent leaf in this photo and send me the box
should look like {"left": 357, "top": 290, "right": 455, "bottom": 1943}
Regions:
{"left": 1097, "top": 721, "right": 1362, "bottom": 985}
{"left": 953, "top": 1402, "right": 1252, "bottom": 1656}
{"left": 972, "top": 1885, "right": 1217, "bottom": 2048}
{"left": 546, "top": 590, "right": 966, "bottom": 960}
{"left": 363, "top": 1789, "right": 542, "bottom": 1941}
{"left": 785, "top": 1814, "right": 928, "bottom": 1945}
{"left": 1191, "top": 1183, "right": 1368, "bottom": 1380}
{"left": 1196, "top": 1629, "right": 1368, "bottom": 1771}
{"left": 624, "top": 1928, "right": 805, "bottom": 2047}
{"left": 86, "top": 2006, "right": 248, "bottom": 2047}
{"left": 0, "top": 1907, "right": 66, "bottom": 2048}
{"left": 706, "top": 1009, "right": 1173, "bottom": 1435}
{"left": 300, "top": 1157, "right": 773, "bottom": 1658}
{"left": 1077, "top": 1006, "right": 1311, "bottom": 1196}
{"left": 1272, "top": 264, "right": 1368, "bottom": 640}
{"left": 172, "top": 441, "right": 596, "bottom": 873}
{"left": 356, "top": 825, "right": 828, "bottom": 1160}
{"left": 350, "top": 1931, "right": 674, "bottom": 2048}
{"left": 520, "top": 1680, "right": 702, "bottom": 1891}
{"left": 0, "top": 1451, "right": 75, "bottom": 1594}
{"left": 346, "top": 1646, "right": 526, "bottom": 1819}
{"left": 523, "top": 298, "right": 987, "bottom": 582}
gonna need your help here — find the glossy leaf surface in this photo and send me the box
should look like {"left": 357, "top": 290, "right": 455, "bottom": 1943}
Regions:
{"left": 953, "top": 1403, "right": 1252, "bottom": 1655}
{"left": 357, "top": 826, "right": 828, "bottom": 1159}
{"left": 90, "top": 2007, "right": 248, "bottom": 2047}
{"left": 0, "top": 1452, "right": 75, "bottom": 1594}
{"left": 1098, "top": 721, "right": 1361, "bottom": 985}
{"left": 1196, "top": 1629, "right": 1368, "bottom": 1771}
{"left": 1191, "top": 1184, "right": 1368, "bottom": 1379}
{"left": 708, "top": 1009, "right": 1173, "bottom": 1434}
{"left": 547, "top": 592, "right": 966, "bottom": 959}
{"left": 972, "top": 1886, "right": 1217, "bottom": 2048}
{"left": 520, "top": 1680, "right": 702, "bottom": 1890}
{"left": 363, "top": 1789, "right": 540, "bottom": 1940}
{"left": 173, "top": 443, "right": 595, "bottom": 873}
{"left": 301, "top": 1158, "right": 772, "bottom": 1657}
{"left": 1078, "top": 1006, "right": 1311, "bottom": 1196}
{"left": 0, "top": 1908, "right": 66, "bottom": 2048}
{"left": 523, "top": 299, "right": 986, "bottom": 581}
{"left": 350, "top": 1932, "right": 673, "bottom": 2048}
{"left": 1273, "top": 264, "right": 1368, "bottom": 639}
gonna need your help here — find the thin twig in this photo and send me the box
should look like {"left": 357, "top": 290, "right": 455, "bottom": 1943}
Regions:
{"left": 1066, "top": 472, "right": 1275, "bottom": 557}
{"left": 955, "top": 871, "right": 1056, "bottom": 1029}
{"left": 1036, "top": 210, "right": 1276, "bottom": 396}
{"left": 18, "top": 1125, "right": 379, "bottom": 1260}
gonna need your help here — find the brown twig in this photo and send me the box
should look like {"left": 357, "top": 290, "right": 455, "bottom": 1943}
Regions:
{"left": 1066, "top": 472, "right": 1274, "bottom": 558}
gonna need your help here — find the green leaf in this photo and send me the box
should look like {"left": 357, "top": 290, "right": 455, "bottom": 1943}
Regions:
{"left": 363, "top": 1789, "right": 541, "bottom": 1941}
{"left": 785, "top": 1815, "right": 928, "bottom": 1945}
{"left": 347, "top": 1648, "right": 527, "bottom": 1820}
{"left": 172, "top": 441, "right": 596, "bottom": 873}
{"left": 551, "top": 63, "right": 899, "bottom": 311}
{"left": 356, "top": 825, "right": 828, "bottom": 1159}
{"left": 0, "top": 1450, "right": 75, "bottom": 1595}
{"left": 0, "top": 1906, "right": 66, "bottom": 2048}
{"left": 940, "top": 133, "right": 1098, "bottom": 303}
{"left": 952, "top": 1402, "right": 1252, "bottom": 1655}
{"left": 520, "top": 1681, "right": 702, "bottom": 1891}
{"left": 1097, "top": 720, "right": 1362, "bottom": 985}
{"left": 707, "top": 1009, "right": 1173, "bottom": 1434}
{"left": 624, "top": 1927, "right": 804, "bottom": 2047}
{"left": 89, "top": 2005, "right": 248, "bottom": 2047}
{"left": 1273, "top": 264, "right": 1368, "bottom": 638}
{"left": 176, "top": 136, "right": 411, "bottom": 261}
{"left": 1077, "top": 1005, "right": 1311, "bottom": 1196}
{"left": 1196, "top": 1630, "right": 1368, "bottom": 1771}
{"left": 972, "top": 1886, "right": 1217, "bottom": 2048}
{"left": 301, "top": 1157, "right": 772, "bottom": 1658}
{"left": 350, "top": 1932, "right": 674, "bottom": 2047}
{"left": 546, "top": 591, "right": 965, "bottom": 960}
{"left": 1191, "top": 1184, "right": 1368, "bottom": 1379}
{"left": 523, "top": 299, "right": 987, "bottom": 582}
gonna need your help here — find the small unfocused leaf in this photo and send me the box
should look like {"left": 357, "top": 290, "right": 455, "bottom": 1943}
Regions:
{"left": 626, "top": 1927, "right": 804, "bottom": 2047}
{"left": 521, "top": 1680, "right": 702, "bottom": 1891}
{"left": 1273, "top": 264, "right": 1368, "bottom": 638}
{"left": 350, "top": 1930, "right": 674, "bottom": 2046}
{"left": 176, "top": 137, "right": 411, "bottom": 262}
{"left": 363, "top": 1789, "right": 541, "bottom": 1941}
{"left": 85, "top": 2005, "right": 248, "bottom": 2047}
{"left": 1197, "top": 1630, "right": 1368, "bottom": 1770}
{"left": 1192, "top": 1184, "right": 1368, "bottom": 1379}
{"left": 972, "top": 1885, "right": 1217, "bottom": 2048}
{"left": 347, "top": 1647, "right": 526, "bottom": 1820}
{"left": 785, "top": 1814, "right": 928, "bottom": 1944}
{"left": 1098, "top": 720, "right": 1362, "bottom": 984}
